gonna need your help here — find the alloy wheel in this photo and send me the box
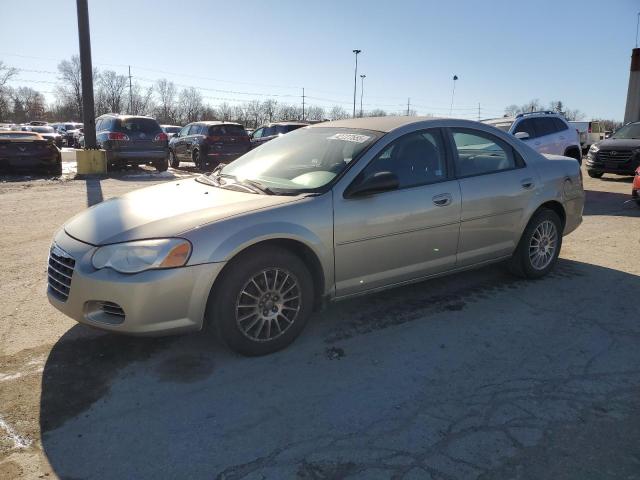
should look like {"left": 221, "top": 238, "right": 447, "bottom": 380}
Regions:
{"left": 528, "top": 220, "right": 558, "bottom": 270}
{"left": 235, "top": 268, "right": 301, "bottom": 342}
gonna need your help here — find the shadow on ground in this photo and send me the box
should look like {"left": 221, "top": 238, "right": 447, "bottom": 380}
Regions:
{"left": 583, "top": 189, "right": 640, "bottom": 217}
{"left": 39, "top": 259, "right": 640, "bottom": 479}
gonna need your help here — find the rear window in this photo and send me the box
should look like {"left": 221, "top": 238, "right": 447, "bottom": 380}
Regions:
{"left": 532, "top": 118, "right": 556, "bottom": 137}
{"left": 208, "top": 125, "right": 246, "bottom": 136}
{"left": 0, "top": 132, "right": 40, "bottom": 139}
{"left": 552, "top": 118, "right": 568, "bottom": 132}
{"left": 118, "top": 117, "right": 161, "bottom": 134}
{"left": 30, "top": 126, "right": 55, "bottom": 133}
{"left": 163, "top": 126, "right": 181, "bottom": 134}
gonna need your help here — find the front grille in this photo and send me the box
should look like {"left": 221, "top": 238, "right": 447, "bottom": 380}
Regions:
{"left": 597, "top": 150, "right": 633, "bottom": 163}
{"left": 48, "top": 245, "right": 75, "bottom": 302}
{"left": 99, "top": 301, "right": 125, "bottom": 318}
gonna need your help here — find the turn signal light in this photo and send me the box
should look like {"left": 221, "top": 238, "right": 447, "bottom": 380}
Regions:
{"left": 159, "top": 241, "right": 191, "bottom": 268}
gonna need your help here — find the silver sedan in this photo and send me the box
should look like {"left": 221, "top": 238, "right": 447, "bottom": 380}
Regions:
{"left": 47, "top": 117, "right": 584, "bottom": 355}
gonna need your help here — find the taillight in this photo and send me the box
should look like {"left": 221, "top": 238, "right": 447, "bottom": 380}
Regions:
{"left": 588, "top": 126, "right": 592, "bottom": 133}
{"left": 108, "top": 132, "right": 129, "bottom": 141}
{"left": 154, "top": 132, "right": 168, "bottom": 141}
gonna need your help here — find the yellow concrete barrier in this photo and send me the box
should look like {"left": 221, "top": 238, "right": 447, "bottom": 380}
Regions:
{"left": 76, "top": 149, "right": 107, "bottom": 175}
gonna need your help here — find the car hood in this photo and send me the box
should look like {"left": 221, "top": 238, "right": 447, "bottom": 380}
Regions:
{"left": 595, "top": 138, "right": 640, "bottom": 149}
{"left": 64, "top": 178, "right": 302, "bottom": 245}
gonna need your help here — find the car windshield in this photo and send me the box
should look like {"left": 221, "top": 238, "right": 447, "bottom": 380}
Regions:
{"left": 611, "top": 123, "right": 640, "bottom": 139}
{"left": 215, "top": 127, "right": 381, "bottom": 192}
{"left": 163, "top": 126, "right": 181, "bottom": 133}
{"left": 30, "top": 126, "right": 54, "bottom": 133}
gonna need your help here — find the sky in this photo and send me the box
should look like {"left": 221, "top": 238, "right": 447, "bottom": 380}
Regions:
{"left": 1, "top": 0, "right": 638, "bottom": 121}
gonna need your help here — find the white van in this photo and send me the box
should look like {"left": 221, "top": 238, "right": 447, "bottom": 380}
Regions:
{"left": 569, "top": 121, "right": 605, "bottom": 153}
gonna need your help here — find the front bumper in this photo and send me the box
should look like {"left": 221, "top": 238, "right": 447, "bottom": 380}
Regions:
{"left": 47, "top": 230, "right": 225, "bottom": 335}
{"left": 585, "top": 151, "right": 640, "bottom": 175}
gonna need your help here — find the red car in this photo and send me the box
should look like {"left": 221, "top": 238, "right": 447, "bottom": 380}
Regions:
{"left": 633, "top": 166, "right": 640, "bottom": 206}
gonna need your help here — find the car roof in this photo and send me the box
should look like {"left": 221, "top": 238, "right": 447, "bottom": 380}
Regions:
{"left": 194, "top": 121, "right": 243, "bottom": 126}
{"left": 262, "top": 121, "right": 309, "bottom": 127}
{"left": 310, "top": 116, "right": 447, "bottom": 133}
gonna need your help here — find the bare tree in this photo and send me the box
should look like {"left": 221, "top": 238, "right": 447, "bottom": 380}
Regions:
{"left": 329, "top": 105, "right": 349, "bottom": 120}
{"left": 217, "top": 102, "right": 234, "bottom": 121}
{"left": 98, "top": 70, "right": 128, "bottom": 114}
{"left": 129, "top": 83, "right": 154, "bottom": 116}
{"left": 178, "top": 87, "right": 203, "bottom": 123}
{"left": 13, "top": 87, "right": 46, "bottom": 122}
{"left": 0, "top": 61, "right": 17, "bottom": 90}
{"left": 154, "top": 79, "right": 178, "bottom": 124}
{"left": 56, "top": 56, "right": 84, "bottom": 120}
{"left": 367, "top": 108, "right": 387, "bottom": 117}
{"left": 305, "top": 105, "right": 325, "bottom": 121}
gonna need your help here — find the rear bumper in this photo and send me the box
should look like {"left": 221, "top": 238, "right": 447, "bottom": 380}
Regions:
{"left": 0, "top": 154, "right": 60, "bottom": 171}
{"left": 47, "top": 230, "right": 225, "bottom": 335}
{"left": 106, "top": 149, "right": 168, "bottom": 163}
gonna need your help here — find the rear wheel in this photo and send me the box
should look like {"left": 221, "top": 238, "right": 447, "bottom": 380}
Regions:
{"left": 207, "top": 246, "right": 314, "bottom": 356}
{"left": 154, "top": 157, "right": 168, "bottom": 172}
{"left": 587, "top": 170, "right": 604, "bottom": 179}
{"left": 508, "top": 209, "right": 562, "bottom": 279}
{"left": 169, "top": 150, "right": 180, "bottom": 168}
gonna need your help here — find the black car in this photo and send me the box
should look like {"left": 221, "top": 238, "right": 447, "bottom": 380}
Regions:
{"left": 0, "top": 131, "right": 62, "bottom": 175}
{"left": 169, "top": 121, "right": 250, "bottom": 169}
{"left": 250, "top": 121, "right": 308, "bottom": 149}
{"left": 54, "top": 122, "right": 83, "bottom": 147}
{"left": 95, "top": 114, "right": 169, "bottom": 171}
{"left": 23, "top": 125, "right": 63, "bottom": 148}
{"left": 585, "top": 121, "right": 640, "bottom": 178}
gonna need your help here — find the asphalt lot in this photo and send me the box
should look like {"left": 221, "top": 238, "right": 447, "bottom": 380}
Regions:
{"left": 1, "top": 161, "right": 639, "bottom": 479}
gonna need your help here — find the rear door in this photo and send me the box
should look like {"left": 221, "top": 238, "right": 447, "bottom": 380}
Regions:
{"left": 531, "top": 117, "right": 560, "bottom": 154}
{"left": 449, "top": 127, "right": 536, "bottom": 266}
{"left": 173, "top": 125, "right": 190, "bottom": 160}
{"left": 185, "top": 124, "right": 204, "bottom": 158}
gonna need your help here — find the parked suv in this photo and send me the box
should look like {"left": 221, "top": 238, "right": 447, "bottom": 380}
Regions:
{"left": 483, "top": 111, "right": 582, "bottom": 163}
{"left": 95, "top": 114, "right": 169, "bottom": 171}
{"left": 169, "top": 121, "right": 250, "bottom": 169}
{"left": 250, "top": 121, "right": 309, "bottom": 149}
{"left": 585, "top": 121, "right": 640, "bottom": 178}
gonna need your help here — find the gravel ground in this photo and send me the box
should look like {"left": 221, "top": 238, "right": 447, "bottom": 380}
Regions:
{"left": 0, "top": 165, "right": 639, "bottom": 479}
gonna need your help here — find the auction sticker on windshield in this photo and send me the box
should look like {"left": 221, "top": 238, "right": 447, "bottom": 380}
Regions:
{"left": 327, "top": 133, "right": 371, "bottom": 143}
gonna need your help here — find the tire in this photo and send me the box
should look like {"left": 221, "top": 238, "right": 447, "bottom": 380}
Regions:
{"left": 635, "top": 199, "right": 640, "bottom": 207}
{"left": 564, "top": 147, "right": 582, "bottom": 165}
{"left": 508, "top": 209, "right": 563, "bottom": 279}
{"left": 154, "top": 157, "right": 169, "bottom": 172}
{"left": 587, "top": 170, "right": 603, "bottom": 179}
{"left": 207, "top": 246, "right": 314, "bottom": 356}
{"left": 50, "top": 162, "right": 62, "bottom": 176}
{"left": 192, "top": 150, "right": 202, "bottom": 170}
{"left": 169, "top": 150, "right": 180, "bottom": 168}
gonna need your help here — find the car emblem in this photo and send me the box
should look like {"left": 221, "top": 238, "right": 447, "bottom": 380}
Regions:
{"left": 140, "top": 133, "right": 146, "bottom": 139}
{"left": 609, "top": 151, "right": 617, "bottom": 156}
{"left": 18, "top": 146, "right": 26, "bottom": 152}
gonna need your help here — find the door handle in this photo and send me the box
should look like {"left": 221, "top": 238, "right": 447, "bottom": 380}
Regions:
{"left": 521, "top": 178, "right": 535, "bottom": 189}
{"left": 432, "top": 193, "right": 452, "bottom": 206}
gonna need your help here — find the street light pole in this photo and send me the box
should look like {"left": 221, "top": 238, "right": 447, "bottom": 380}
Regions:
{"left": 359, "top": 74, "right": 366, "bottom": 117}
{"left": 352, "top": 49, "right": 361, "bottom": 118}
{"left": 449, "top": 74, "right": 458, "bottom": 117}
{"left": 76, "top": 0, "right": 96, "bottom": 149}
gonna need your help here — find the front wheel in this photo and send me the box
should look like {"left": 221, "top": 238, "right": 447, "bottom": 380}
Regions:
{"left": 154, "top": 157, "right": 168, "bottom": 172}
{"left": 508, "top": 209, "right": 562, "bottom": 279}
{"left": 192, "top": 150, "right": 202, "bottom": 170}
{"left": 207, "top": 246, "right": 314, "bottom": 356}
{"left": 587, "top": 170, "right": 604, "bottom": 179}
{"left": 169, "top": 150, "right": 180, "bottom": 168}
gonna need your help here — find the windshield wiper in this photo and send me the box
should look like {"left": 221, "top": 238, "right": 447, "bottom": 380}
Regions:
{"left": 235, "top": 178, "right": 275, "bottom": 195}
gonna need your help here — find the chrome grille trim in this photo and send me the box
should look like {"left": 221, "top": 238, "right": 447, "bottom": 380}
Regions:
{"left": 597, "top": 150, "right": 633, "bottom": 162}
{"left": 47, "top": 243, "right": 75, "bottom": 302}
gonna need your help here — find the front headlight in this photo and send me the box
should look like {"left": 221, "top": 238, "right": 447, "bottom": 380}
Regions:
{"left": 92, "top": 238, "right": 192, "bottom": 274}
{"left": 589, "top": 144, "right": 599, "bottom": 153}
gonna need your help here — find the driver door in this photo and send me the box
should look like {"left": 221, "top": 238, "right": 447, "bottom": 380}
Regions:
{"left": 173, "top": 125, "right": 191, "bottom": 160}
{"left": 333, "top": 129, "right": 461, "bottom": 297}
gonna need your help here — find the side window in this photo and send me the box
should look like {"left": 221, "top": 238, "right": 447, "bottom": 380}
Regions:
{"left": 451, "top": 129, "right": 517, "bottom": 177}
{"left": 553, "top": 118, "right": 568, "bottom": 132}
{"left": 532, "top": 118, "right": 556, "bottom": 137}
{"left": 513, "top": 119, "right": 536, "bottom": 138}
{"left": 178, "top": 125, "right": 190, "bottom": 137}
{"left": 95, "top": 119, "right": 103, "bottom": 131}
{"left": 360, "top": 129, "right": 447, "bottom": 189}
{"left": 188, "top": 124, "right": 202, "bottom": 135}
{"left": 252, "top": 128, "right": 263, "bottom": 139}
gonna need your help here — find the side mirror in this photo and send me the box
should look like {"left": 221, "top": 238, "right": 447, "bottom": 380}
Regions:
{"left": 514, "top": 131, "right": 530, "bottom": 140}
{"left": 346, "top": 171, "right": 400, "bottom": 198}
{"left": 605, "top": 133, "right": 611, "bottom": 139}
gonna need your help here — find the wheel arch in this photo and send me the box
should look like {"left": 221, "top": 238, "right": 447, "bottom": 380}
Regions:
{"left": 208, "top": 237, "right": 327, "bottom": 313}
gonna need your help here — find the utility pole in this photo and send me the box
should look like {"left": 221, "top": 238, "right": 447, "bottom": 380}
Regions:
{"left": 359, "top": 75, "right": 366, "bottom": 117}
{"left": 128, "top": 65, "right": 133, "bottom": 114}
{"left": 76, "top": 0, "right": 96, "bottom": 149}
{"left": 302, "top": 87, "right": 305, "bottom": 121}
{"left": 407, "top": 98, "right": 410, "bottom": 116}
{"left": 352, "top": 49, "right": 361, "bottom": 118}
{"left": 478, "top": 103, "right": 481, "bottom": 121}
